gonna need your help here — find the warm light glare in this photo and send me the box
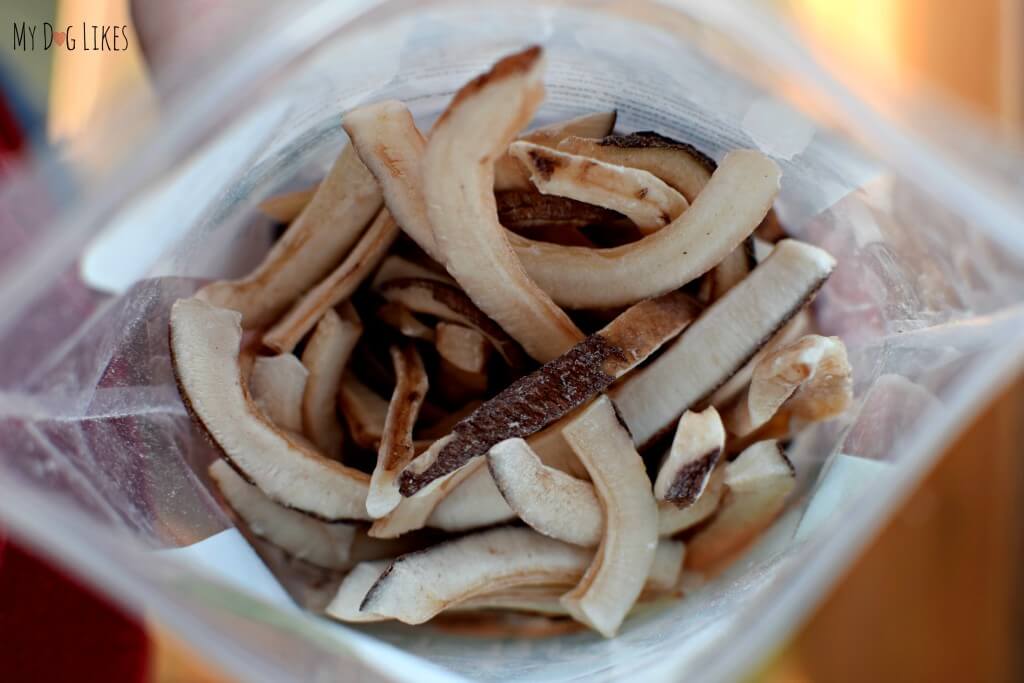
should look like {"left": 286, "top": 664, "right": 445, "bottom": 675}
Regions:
{"left": 789, "top": 0, "right": 909, "bottom": 92}
{"left": 47, "top": 0, "right": 157, "bottom": 172}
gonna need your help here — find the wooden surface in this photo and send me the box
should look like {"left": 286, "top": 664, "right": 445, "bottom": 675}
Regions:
{"left": 762, "top": 378, "right": 1024, "bottom": 683}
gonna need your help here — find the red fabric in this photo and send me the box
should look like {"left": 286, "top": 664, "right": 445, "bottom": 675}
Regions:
{"left": 0, "top": 530, "right": 150, "bottom": 683}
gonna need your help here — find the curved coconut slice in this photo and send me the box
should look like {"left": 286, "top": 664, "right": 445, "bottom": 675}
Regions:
{"left": 427, "top": 463, "right": 515, "bottom": 532}
{"left": 706, "top": 308, "right": 812, "bottom": 409}
{"left": 489, "top": 438, "right": 602, "bottom": 546}
{"left": 258, "top": 185, "right": 318, "bottom": 224}
{"left": 515, "top": 150, "right": 780, "bottom": 309}
{"left": 170, "top": 298, "right": 370, "bottom": 520}
{"left": 647, "top": 540, "right": 687, "bottom": 593}
{"left": 687, "top": 440, "right": 796, "bottom": 571}
{"left": 343, "top": 101, "right": 442, "bottom": 260}
{"left": 210, "top": 459, "right": 357, "bottom": 569}
{"left": 345, "top": 104, "right": 616, "bottom": 256}
{"left": 560, "top": 396, "right": 658, "bottom": 637}
{"left": 436, "top": 322, "right": 490, "bottom": 373}
{"left": 562, "top": 134, "right": 760, "bottom": 312}
{"left": 371, "top": 254, "right": 454, "bottom": 290}
{"left": 238, "top": 349, "right": 257, "bottom": 382}
{"left": 337, "top": 95, "right": 755, "bottom": 311}
{"left": 456, "top": 540, "right": 683, "bottom": 615}
{"left": 487, "top": 427, "right": 706, "bottom": 555}
{"left": 495, "top": 110, "right": 618, "bottom": 191}
{"left": 724, "top": 335, "right": 852, "bottom": 437}
{"left": 379, "top": 278, "right": 527, "bottom": 367}
{"left": 370, "top": 444, "right": 484, "bottom": 539}
{"left": 399, "top": 290, "right": 701, "bottom": 496}
{"left": 337, "top": 374, "right": 388, "bottom": 449}
{"left": 360, "top": 527, "right": 592, "bottom": 624}
{"left": 340, "top": 97, "right": 756, "bottom": 311}
{"left": 654, "top": 407, "right": 725, "bottom": 507}
{"left": 496, "top": 190, "right": 619, "bottom": 233}
{"left": 299, "top": 305, "right": 362, "bottom": 460}
{"left": 376, "top": 301, "right": 435, "bottom": 341}
{"left": 263, "top": 210, "right": 399, "bottom": 353}
{"left": 524, "top": 111, "right": 618, "bottom": 143}
{"left": 347, "top": 101, "right": 608, "bottom": 251}
{"left": 658, "top": 465, "right": 726, "bottom": 536}
{"left": 325, "top": 560, "right": 392, "bottom": 623}
{"left": 780, "top": 338, "right": 854, "bottom": 425}
{"left": 367, "top": 344, "right": 429, "bottom": 518}
{"left": 725, "top": 413, "right": 793, "bottom": 457}
{"left": 422, "top": 46, "right": 584, "bottom": 361}
{"left": 248, "top": 354, "right": 308, "bottom": 434}
{"left": 612, "top": 239, "right": 836, "bottom": 449}
{"left": 527, "top": 424, "right": 588, "bottom": 479}
{"left": 508, "top": 142, "right": 688, "bottom": 234}
{"left": 489, "top": 436, "right": 722, "bottom": 542}
{"left": 456, "top": 589, "right": 570, "bottom": 617}
{"left": 338, "top": 99, "right": 608, "bottom": 277}
{"left": 557, "top": 131, "right": 714, "bottom": 201}
{"left": 698, "top": 237, "right": 756, "bottom": 304}
{"left": 198, "top": 144, "right": 381, "bottom": 328}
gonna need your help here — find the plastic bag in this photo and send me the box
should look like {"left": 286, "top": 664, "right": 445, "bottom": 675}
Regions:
{"left": 1, "top": 2, "right": 1023, "bottom": 682}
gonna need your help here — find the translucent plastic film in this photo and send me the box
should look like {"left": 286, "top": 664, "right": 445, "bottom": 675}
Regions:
{"left": 1, "top": 3, "right": 1022, "bottom": 683}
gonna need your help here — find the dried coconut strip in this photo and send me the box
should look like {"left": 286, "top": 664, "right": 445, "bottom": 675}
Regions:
{"left": 421, "top": 46, "right": 584, "bottom": 361}
{"left": 557, "top": 131, "right": 714, "bottom": 201}
{"left": 248, "top": 354, "right": 308, "bottom": 434}
{"left": 369, "top": 445, "right": 483, "bottom": 539}
{"left": 370, "top": 254, "right": 454, "bottom": 290}
{"left": 704, "top": 308, "right": 813, "bottom": 410}
{"left": 435, "top": 322, "right": 490, "bottom": 374}
{"left": 198, "top": 143, "right": 381, "bottom": 328}
{"left": 686, "top": 440, "right": 795, "bottom": 571}
{"left": 170, "top": 298, "right": 370, "bottom": 521}
{"left": 559, "top": 397, "right": 658, "bottom": 637}
{"left": 556, "top": 134, "right": 774, "bottom": 309}
{"left": 723, "top": 334, "right": 852, "bottom": 437}
{"left": 337, "top": 375, "right": 389, "bottom": 450}
{"left": 495, "top": 110, "right": 617, "bottom": 191}
{"left": 343, "top": 102, "right": 442, "bottom": 260}
{"left": 379, "top": 278, "right": 527, "bottom": 367}
{"left": 653, "top": 407, "right": 725, "bottom": 507}
{"left": 508, "top": 142, "right": 688, "bottom": 234}
{"left": 376, "top": 301, "right": 435, "bottom": 342}
{"left": 300, "top": 305, "right": 362, "bottom": 460}
{"left": 366, "top": 344, "right": 429, "bottom": 518}
{"left": 611, "top": 239, "right": 836, "bottom": 449}
{"left": 399, "top": 290, "right": 700, "bottom": 496}
{"left": 359, "top": 527, "right": 592, "bottom": 624}
{"left": 258, "top": 185, "right": 318, "bottom": 224}
{"left": 426, "top": 463, "right": 515, "bottom": 532}
{"left": 515, "top": 150, "right": 780, "bottom": 309}
{"left": 210, "top": 459, "right": 357, "bottom": 569}
{"left": 496, "top": 190, "right": 620, "bottom": 231}
{"left": 263, "top": 209, "right": 399, "bottom": 353}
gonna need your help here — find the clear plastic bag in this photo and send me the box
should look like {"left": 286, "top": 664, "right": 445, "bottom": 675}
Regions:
{"left": 1, "top": 2, "right": 1023, "bottom": 682}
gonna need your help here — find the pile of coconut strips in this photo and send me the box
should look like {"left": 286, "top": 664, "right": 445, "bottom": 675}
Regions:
{"left": 170, "top": 46, "right": 853, "bottom": 638}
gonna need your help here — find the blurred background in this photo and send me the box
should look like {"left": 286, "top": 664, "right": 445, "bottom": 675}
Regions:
{"left": 0, "top": 1, "right": 1020, "bottom": 681}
